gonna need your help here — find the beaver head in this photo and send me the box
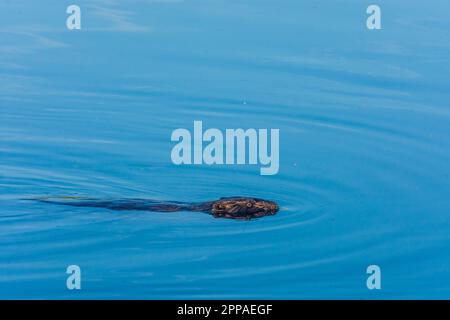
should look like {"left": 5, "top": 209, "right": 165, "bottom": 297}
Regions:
{"left": 211, "top": 197, "right": 279, "bottom": 220}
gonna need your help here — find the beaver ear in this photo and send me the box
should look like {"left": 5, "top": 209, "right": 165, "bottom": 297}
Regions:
{"left": 228, "top": 205, "right": 240, "bottom": 214}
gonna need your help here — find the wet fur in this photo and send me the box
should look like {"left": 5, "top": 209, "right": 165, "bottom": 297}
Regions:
{"left": 32, "top": 196, "right": 279, "bottom": 220}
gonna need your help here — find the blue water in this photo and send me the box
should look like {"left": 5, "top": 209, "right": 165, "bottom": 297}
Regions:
{"left": 1, "top": 0, "right": 450, "bottom": 299}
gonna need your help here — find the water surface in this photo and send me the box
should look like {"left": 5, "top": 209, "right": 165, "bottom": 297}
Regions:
{"left": 1, "top": 0, "right": 450, "bottom": 298}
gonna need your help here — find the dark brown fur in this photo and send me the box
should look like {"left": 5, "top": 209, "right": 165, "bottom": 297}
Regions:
{"left": 209, "top": 197, "right": 279, "bottom": 219}
{"left": 33, "top": 196, "right": 279, "bottom": 220}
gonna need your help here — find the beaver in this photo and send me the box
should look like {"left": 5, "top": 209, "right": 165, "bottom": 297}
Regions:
{"left": 33, "top": 196, "right": 279, "bottom": 220}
